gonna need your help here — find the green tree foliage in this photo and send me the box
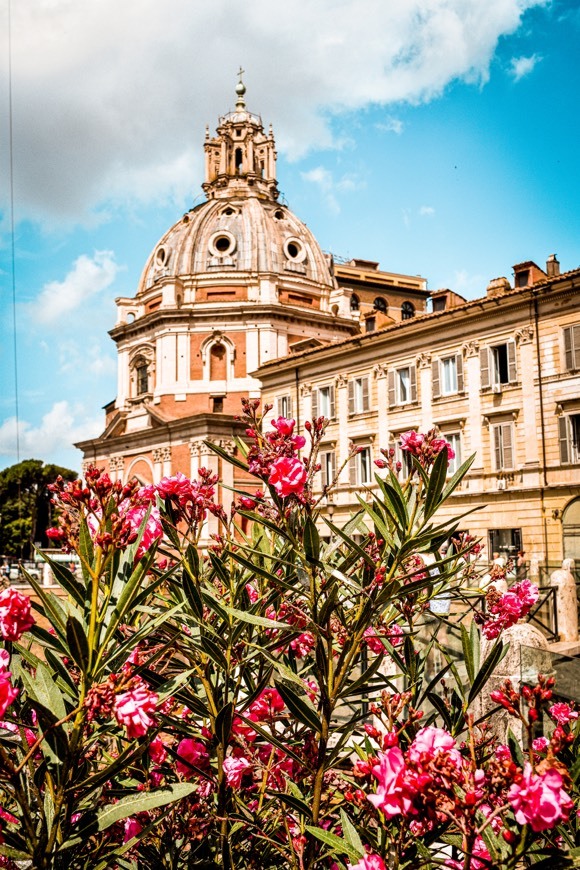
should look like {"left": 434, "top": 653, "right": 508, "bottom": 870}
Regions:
{"left": 0, "top": 459, "right": 77, "bottom": 558}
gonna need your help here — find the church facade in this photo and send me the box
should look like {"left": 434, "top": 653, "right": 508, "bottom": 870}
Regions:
{"left": 77, "top": 83, "right": 580, "bottom": 565}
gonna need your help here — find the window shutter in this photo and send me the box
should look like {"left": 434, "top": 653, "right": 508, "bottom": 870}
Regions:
{"left": 507, "top": 340, "right": 517, "bottom": 383}
{"left": 348, "top": 380, "right": 355, "bottom": 415}
{"left": 574, "top": 326, "right": 580, "bottom": 370}
{"left": 410, "top": 365, "right": 417, "bottom": 403}
{"left": 311, "top": 389, "right": 319, "bottom": 420}
{"left": 493, "top": 426, "right": 502, "bottom": 471}
{"left": 480, "top": 347, "right": 490, "bottom": 389}
{"left": 432, "top": 359, "right": 440, "bottom": 399}
{"left": 321, "top": 453, "right": 328, "bottom": 489}
{"left": 563, "top": 327, "right": 573, "bottom": 371}
{"left": 388, "top": 370, "right": 396, "bottom": 407}
{"left": 502, "top": 424, "right": 514, "bottom": 469}
{"left": 329, "top": 385, "right": 336, "bottom": 419}
{"left": 362, "top": 376, "right": 369, "bottom": 411}
{"left": 349, "top": 455, "right": 357, "bottom": 486}
{"left": 456, "top": 353, "right": 464, "bottom": 393}
{"left": 559, "top": 416, "right": 570, "bottom": 464}
{"left": 287, "top": 396, "right": 293, "bottom": 418}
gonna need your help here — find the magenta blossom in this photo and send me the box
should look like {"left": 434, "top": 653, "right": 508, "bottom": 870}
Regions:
{"left": 222, "top": 755, "right": 252, "bottom": 788}
{"left": 113, "top": 682, "right": 158, "bottom": 739}
{"left": 549, "top": 703, "right": 578, "bottom": 726}
{"left": 271, "top": 416, "right": 296, "bottom": 437}
{"left": 508, "top": 764, "right": 572, "bottom": 832}
{"left": 368, "top": 747, "right": 427, "bottom": 818}
{"left": 408, "top": 726, "right": 462, "bottom": 769}
{"left": 268, "top": 456, "right": 307, "bottom": 498}
{"left": 123, "top": 817, "right": 143, "bottom": 843}
{"left": 399, "top": 431, "right": 425, "bottom": 455}
{"left": 348, "top": 856, "right": 387, "bottom": 870}
{"left": 176, "top": 738, "right": 210, "bottom": 778}
{"left": 0, "top": 671, "right": 18, "bottom": 718}
{"left": 0, "top": 587, "right": 35, "bottom": 641}
{"left": 123, "top": 504, "right": 163, "bottom": 560}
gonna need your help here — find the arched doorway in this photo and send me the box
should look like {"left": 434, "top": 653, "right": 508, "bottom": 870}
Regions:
{"left": 563, "top": 497, "right": 580, "bottom": 562}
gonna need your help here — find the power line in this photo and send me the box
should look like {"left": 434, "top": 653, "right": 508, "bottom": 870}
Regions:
{"left": 7, "top": 0, "right": 20, "bottom": 465}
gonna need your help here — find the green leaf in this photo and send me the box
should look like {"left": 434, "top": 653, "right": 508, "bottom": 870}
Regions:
{"left": 219, "top": 602, "right": 293, "bottom": 631}
{"left": 269, "top": 791, "right": 312, "bottom": 819}
{"left": 204, "top": 439, "right": 249, "bottom": 472}
{"left": 65, "top": 615, "right": 90, "bottom": 671}
{"left": 461, "top": 623, "right": 475, "bottom": 685}
{"left": 200, "top": 634, "right": 229, "bottom": 670}
{"left": 340, "top": 809, "right": 364, "bottom": 859}
{"left": 23, "top": 660, "right": 67, "bottom": 720}
{"left": 322, "top": 517, "right": 375, "bottom": 568}
{"left": 339, "top": 652, "right": 385, "bottom": 699}
{"left": 35, "top": 555, "right": 85, "bottom": 607}
{"left": 182, "top": 571, "right": 204, "bottom": 619}
{"left": 78, "top": 516, "right": 95, "bottom": 579}
{"left": 424, "top": 446, "right": 449, "bottom": 519}
{"left": 274, "top": 680, "right": 322, "bottom": 733}
{"left": 303, "top": 516, "right": 320, "bottom": 564}
{"left": 215, "top": 701, "right": 234, "bottom": 747}
{"left": 440, "top": 453, "right": 476, "bottom": 502}
{"left": 64, "top": 783, "right": 197, "bottom": 846}
{"left": 467, "top": 640, "right": 507, "bottom": 705}
{"left": 305, "top": 826, "right": 361, "bottom": 861}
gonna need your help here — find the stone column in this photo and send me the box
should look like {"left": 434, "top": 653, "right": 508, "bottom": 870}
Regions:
{"left": 117, "top": 348, "right": 130, "bottom": 408}
{"left": 189, "top": 440, "right": 203, "bottom": 480}
{"left": 200, "top": 442, "right": 219, "bottom": 540}
{"left": 153, "top": 448, "right": 164, "bottom": 482}
{"left": 109, "top": 455, "right": 125, "bottom": 483}
{"left": 161, "top": 446, "right": 172, "bottom": 478}
{"left": 335, "top": 374, "right": 349, "bottom": 470}
{"left": 218, "top": 440, "right": 236, "bottom": 516}
{"left": 516, "top": 326, "right": 539, "bottom": 465}
{"left": 551, "top": 566, "right": 579, "bottom": 643}
{"left": 463, "top": 341, "right": 483, "bottom": 469}
{"left": 417, "top": 352, "right": 432, "bottom": 431}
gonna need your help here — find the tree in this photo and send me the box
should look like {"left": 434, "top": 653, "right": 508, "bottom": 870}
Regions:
{"left": 0, "top": 459, "right": 78, "bottom": 558}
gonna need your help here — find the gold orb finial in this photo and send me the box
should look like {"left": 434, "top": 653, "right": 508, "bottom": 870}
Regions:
{"left": 235, "top": 66, "right": 246, "bottom": 108}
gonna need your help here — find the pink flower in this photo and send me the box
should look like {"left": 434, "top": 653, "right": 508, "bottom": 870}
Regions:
{"left": 408, "top": 726, "right": 460, "bottom": 767}
{"left": 155, "top": 472, "right": 193, "bottom": 504}
{"left": 0, "top": 672, "right": 18, "bottom": 717}
{"left": 532, "top": 736, "right": 549, "bottom": 752}
{"left": 271, "top": 417, "right": 296, "bottom": 437}
{"left": 348, "top": 855, "right": 387, "bottom": 870}
{"left": 508, "top": 764, "right": 572, "bottom": 832}
{"left": 113, "top": 682, "right": 158, "bottom": 739}
{"left": 368, "top": 748, "right": 424, "bottom": 818}
{"left": 268, "top": 456, "right": 307, "bottom": 498}
{"left": 222, "top": 755, "right": 252, "bottom": 788}
{"left": 0, "top": 650, "right": 10, "bottom": 672}
{"left": 148, "top": 735, "right": 167, "bottom": 764}
{"left": 549, "top": 703, "right": 578, "bottom": 726}
{"left": 123, "top": 817, "right": 143, "bottom": 842}
{"left": 364, "top": 623, "right": 403, "bottom": 654}
{"left": 399, "top": 431, "right": 425, "bottom": 455}
{"left": 482, "top": 580, "right": 539, "bottom": 639}
{"left": 430, "top": 438, "right": 455, "bottom": 460}
{"left": 248, "top": 688, "right": 285, "bottom": 721}
{"left": 123, "top": 504, "right": 163, "bottom": 560}
{"left": 290, "top": 631, "right": 316, "bottom": 657}
{"left": 176, "top": 738, "right": 210, "bottom": 778}
{"left": 0, "top": 588, "right": 35, "bottom": 641}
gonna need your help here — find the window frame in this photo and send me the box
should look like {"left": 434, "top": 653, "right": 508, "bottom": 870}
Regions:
{"left": 348, "top": 375, "right": 370, "bottom": 415}
{"left": 492, "top": 422, "right": 515, "bottom": 471}
{"left": 277, "top": 394, "right": 293, "bottom": 419}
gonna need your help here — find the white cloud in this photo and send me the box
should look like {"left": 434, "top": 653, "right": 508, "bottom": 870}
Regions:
{"left": 301, "top": 166, "right": 364, "bottom": 214}
{"left": 1, "top": 0, "right": 545, "bottom": 224}
{"left": 509, "top": 53, "right": 542, "bottom": 80}
{"left": 0, "top": 401, "right": 103, "bottom": 463}
{"left": 57, "top": 339, "right": 116, "bottom": 377}
{"left": 32, "top": 251, "right": 119, "bottom": 325}
{"left": 376, "top": 117, "right": 405, "bottom": 135}
{"left": 419, "top": 205, "right": 435, "bottom": 216}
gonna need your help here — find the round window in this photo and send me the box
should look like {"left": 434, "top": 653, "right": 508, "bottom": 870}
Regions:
{"left": 209, "top": 231, "right": 236, "bottom": 257}
{"left": 274, "top": 209, "right": 285, "bottom": 220}
{"left": 283, "top": 237, "right": 306, "bottom": 263}
{"left": 155, "top": 246, "right": 167, "bottom": 266}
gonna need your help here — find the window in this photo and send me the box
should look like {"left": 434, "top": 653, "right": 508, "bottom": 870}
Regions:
{"left": 388, "top": 365, "right": 417, "bottom": 406}
{"left": 433, "top": 355, "right": 463, "bottom": 398}
{"left": 401, "top": 301, "right": 415, "bottom": 320}
{"left": 348, "top": 376, "right": 370, "bottom": 415}
{"left": 349, "top": 446, "right": 373, "bottom": 485}
{"left": 277, "top": 394, "right": 293, "bottom": 418}
{"left": 559, "top": 414, "right": 580, "bottom": 464}
{"left": 320, "top": 450, "right": 336, "bottom": 489}
{"left": 492, "top": 423, "right": 515, "bottom": 471}
{"left": 350, "top": 293, "right": 360, "bottom": 312}
{"left": 480, "top": 341, "right": 517, "bottom": 389}
{"left": 442, "top": 432, "right": 461, "bottom": 476}
{"left": 374, "top": 296, "right": 387, "bottom": 313}
{"left": 212, "top": 397, "right": 224, "bottom": 413}
{"left": 312, "top": 385, "right": 336, "bottom": 420}
{"left": 136, "top": 362, "right": 149, "bottom": 396}
{"left": 365, "top": 317, "right": 376, "bottom": 333}
{"left": 563, "top": 325, "right": 580, "bottom": 371}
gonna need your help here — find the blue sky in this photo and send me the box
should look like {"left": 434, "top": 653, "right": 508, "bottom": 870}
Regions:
{"left": 1, "top": 0, "right": 579, "bottom": 472}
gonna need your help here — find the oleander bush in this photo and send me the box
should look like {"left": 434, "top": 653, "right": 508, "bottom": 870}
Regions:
{"left": 0, "top": 400, "right": 579, "bottom": 869}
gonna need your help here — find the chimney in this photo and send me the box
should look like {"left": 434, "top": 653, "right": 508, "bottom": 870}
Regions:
{"left": 546, "top": 254, "right": 560, "bottom": 278}
{"left": 486, "top": 277, "right": 511, "bottom": 297}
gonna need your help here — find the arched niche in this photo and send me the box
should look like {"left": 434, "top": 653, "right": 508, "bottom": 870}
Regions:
{"left": 125, "top": 456, "right": 154, "bottom": 485}
{"left": 563, "top": 497, "right": 580, "bottom": 562}
{"left": 201, "top": 334, "right": 235, "bottom": 383}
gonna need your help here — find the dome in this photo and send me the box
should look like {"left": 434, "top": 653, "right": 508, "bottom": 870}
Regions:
{"left": 137, "top": 196, "right": 334, "bottom": 296}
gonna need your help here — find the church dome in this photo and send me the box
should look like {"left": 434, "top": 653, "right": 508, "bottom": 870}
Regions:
{"left": 137, "top": 196, "right": 334, "bottom": 296}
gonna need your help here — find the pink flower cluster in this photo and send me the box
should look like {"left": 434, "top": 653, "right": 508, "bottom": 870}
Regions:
{"left": 348, "top": 856, "right": 387, "bottom": 870}
{"left": 480, "top": 579, "right": 539, "bottom": 639}
{"left": 0, "top": 650, "right": 18, "bottom": 718}
{"left": 113, "top": 679, "right": 158, "bottom": 738}
{"left": 268, "top": 455, "right": 307, "bottom": 498}
{"left": 141, "top": 468, "right": 223, "bottom": 529}
{"left": 508, "top": 764, "right": 572, "bottom": 831}
{"left": 0, "top": 587, "right": 35, "bottom": 641}
{"left": 243, "top": 407, "right": 309, "bottom": 500}
{"left": 363, "top": 623, "right": 404, "bottom": 654}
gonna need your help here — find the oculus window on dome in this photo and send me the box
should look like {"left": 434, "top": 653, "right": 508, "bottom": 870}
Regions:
{"left": 284, "top": 237, "right": 307, "bottom": 263}
{"left": 208, "top": 230, "right": 237, "bottom": 258}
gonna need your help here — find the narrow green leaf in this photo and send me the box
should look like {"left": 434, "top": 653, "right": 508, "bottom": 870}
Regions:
{"left": 78, "top": 516, "right": 95, "bottom": 579}
{"left": 467, "top": 640, "right": 507, "bottom": 705}
{"left": 424, "top": 447, "right": 449, "bottom": 520}
{"left": 322, "top": 518, "right": 375, "bottom": 568}
{"left": 204, "top": 439, "right": 249, "bottom": 471}
{"left": 303, "top": 516, "right": 320, "bottom": 564}
{"left": 274, "top": 680, "right": 322, "bottom": 733}
{"left": 461, "top": 624, "right": 475, "bottom": 685}
{"left": 340, "top": 809, "right": 364, "bottom": 859}
{"left": 220, "top": 603, "right": 293, "bottom": 631}
{"left": 427, "top": 692, "right": 453, "bottom": 731}
{"left": 35, "top": 556, "right": 85, "bottom": 607}
{"left": 200, "top": 635, "right": 229, "bottom": 670}
{"left": 305, "top": 826, "right": 360, "bottom": 861}
{"left": 440, "top": 453, "right": 476, "bottom": 502}
{"left": 269, "top": 791, "right": 313, "bottom": 819}
{"left": 215, "top": 701, "right": 234, "bottom": 747}
{"left": 66, "top": 615, "right": 89, "bottom": 671}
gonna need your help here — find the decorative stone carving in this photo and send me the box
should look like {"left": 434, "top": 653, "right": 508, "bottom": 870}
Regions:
{"left": 515, "top": 325, "right": 534, "bottom": 345}
{"left": 462, "top": 340, "right": 480, "bottom": 357}
{"left": 81, "top": 460, "right": 92, "bottom": 476}
{"left": 219, "top": 439, "right": 236, "bottom": 455}
{"left": 152, "top": 448, "right": 164, "bottom": 463}
{"left": 335, "top": 374, "right": 348, "bottom": 388}
{"left": 373, "top": 363, "right": 388, "bottom": 379}
{"left": 189, "top": 439, "right": 203, "bottom": 457}
{"left": 300, "top": 383, "right": 312, "bottom": 397}
{"left": 109, "top": 456, "right": 125, "bottom": 472}
{"left": 416, "top": 352, "right": 431, "bottom": 369}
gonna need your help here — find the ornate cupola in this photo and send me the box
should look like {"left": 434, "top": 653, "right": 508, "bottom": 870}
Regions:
{"left": 202, "top": 70, "right": 278, "bottom": 202}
